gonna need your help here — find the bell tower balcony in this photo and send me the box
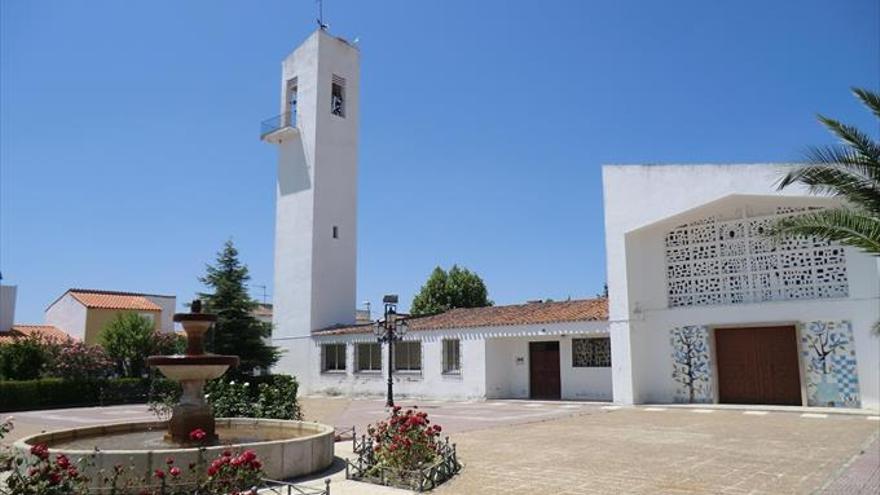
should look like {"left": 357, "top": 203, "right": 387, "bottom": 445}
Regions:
{"left": 260, "top": 111, "right": 299, "bottom": 144}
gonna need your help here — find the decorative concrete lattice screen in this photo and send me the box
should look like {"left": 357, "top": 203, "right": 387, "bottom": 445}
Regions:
{"left": 664, "top": 207, "right": 849, "bottom": 307}
{"left": 572, "top": 338, "right": 611, "bottom": 367}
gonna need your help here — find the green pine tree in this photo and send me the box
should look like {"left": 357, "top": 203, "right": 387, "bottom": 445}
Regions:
{"left": 410, "top": 265, "right": 492, "bottom": 316}
{"left": 199, "top": 240, "right": 281, "bottom": 374}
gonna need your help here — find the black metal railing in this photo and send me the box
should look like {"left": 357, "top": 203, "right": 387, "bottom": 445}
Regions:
{"left": 345, "top": 435, "right": 461, "bottom": 492}
{"left": 261, "top": 478, "right": 331, "bottom": 495}
{"left": 260, "top": 111, "right": 296, "bottom": 137}
{"left": 88, "top": 478, "right": 329, "bottom": 495}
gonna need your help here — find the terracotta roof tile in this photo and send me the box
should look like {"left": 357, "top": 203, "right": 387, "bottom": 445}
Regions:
{"left": 0, "top": 325, "right": 72, "bottom": 344}
{"left": 314, "top": 298, "right": 608, "bottom": 336}
{"left": 69, "top": 290, "right": 162, "bottom": 311}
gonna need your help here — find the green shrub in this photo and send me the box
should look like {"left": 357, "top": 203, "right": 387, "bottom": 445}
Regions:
{"left": 0, "top": 337, "right": 51, "bottom": 380}
{"left": 147, "top": 374, "right": 302, "bottom": 421}
{"left": 0, "top": 377, "right": 176, "bottom": 412}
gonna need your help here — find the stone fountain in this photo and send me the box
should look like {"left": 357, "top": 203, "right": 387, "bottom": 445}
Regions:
{"left": 13, "top": 302, "right": 335, "bottom": 487}
{"left": 146, "top": 299, "right": 238, "bottom": 444}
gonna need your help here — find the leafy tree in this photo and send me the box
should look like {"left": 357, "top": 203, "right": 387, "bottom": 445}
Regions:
{"left": 771, "top": 87, "right": 880, "bottom": 334}
{"left": 0, "top": 336, "right": 51, "bottom": 380}
{"left": 410, "top": 265, "right": 492, "bottom": 316}
{"left": 101, "top": 312, "right": 158, "bottom": 377}
{"left": 199, "top": 240, "right": 280, "bottom": 374}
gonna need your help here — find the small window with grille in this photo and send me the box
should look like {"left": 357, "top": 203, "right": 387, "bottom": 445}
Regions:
{"left": 321, "top": 343, "right": 346, "bottom": 372}
{"left": 331, "top": 75, "right": 345, "bottom": 117}
{"left": 442, "top": 339, "right": 461, "bottom": 374}
{"left": 572, "top": 338, "right": 611, "bottom": 367}
{"left": 356, "top": 343, "right": 381, "bottom": 372}
{"left": 394, "top": 341, "right": 421, "bottom": 372}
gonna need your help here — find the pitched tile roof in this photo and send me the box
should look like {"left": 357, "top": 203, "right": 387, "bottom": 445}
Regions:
{"left": 68, "top": 290, "right": 162, "bottom": 311}
{"left": 314, "top": 298, "right": 608, "bottom": 336}
{"left": 0, "top": 325, "right": 72, "bottom": 344}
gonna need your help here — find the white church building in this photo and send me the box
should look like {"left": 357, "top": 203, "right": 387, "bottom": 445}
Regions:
{"left": 263, "top": 29, "right": 880, "bottom": 410}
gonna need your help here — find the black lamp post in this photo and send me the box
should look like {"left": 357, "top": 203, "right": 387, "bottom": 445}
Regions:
{"left": 373, "top": 294, "right": 408, "bottom": 408}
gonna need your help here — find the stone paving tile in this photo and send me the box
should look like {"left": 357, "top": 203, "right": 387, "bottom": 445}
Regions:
{"left": 433, "top": 408, "right": 879, "bottom": 495}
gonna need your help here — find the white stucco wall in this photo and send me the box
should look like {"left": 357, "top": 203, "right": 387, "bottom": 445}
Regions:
{"left": 271, "top": 30, "right": 360, "bottom": 391}
{"left": 0, "top": 285, "right": 16, "bottom": 333}
{"left": 483, "top": 322, "right": 611, "bottom": 401}
{"left": 45, "top": 292, "right": 87, "bottom": 341}
{"left": 311, "top": 331, "right": 487, "bottom": 400}
{"left": 144, "top": 295, "right": 177, "bottom": 332}
{"left": 602, "top": 164, "right": 880, "bottom": 409}
{"left": 309, "top": 320, "right": 611, "bottom": 400}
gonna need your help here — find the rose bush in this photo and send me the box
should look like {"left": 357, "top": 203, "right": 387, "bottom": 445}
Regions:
{"left": 3, "top": 428, "right": 265, "bottom": 495}
{"left": 4, "top": 444, "right": 89, "bottom": 495}
{"left": 367, "top": 405, "right": 443, "bottom": 472}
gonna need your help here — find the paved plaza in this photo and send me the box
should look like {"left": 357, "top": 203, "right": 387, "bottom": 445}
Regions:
{"left": 2, "top": 398, "right": 878, "bottom": 494}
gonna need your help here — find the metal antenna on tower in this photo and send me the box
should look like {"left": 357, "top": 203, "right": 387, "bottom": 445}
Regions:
{"left": 316, "top": 0, "right": 328, "bottom": 30}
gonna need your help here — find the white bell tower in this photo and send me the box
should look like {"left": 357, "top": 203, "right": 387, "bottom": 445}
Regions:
{"left": 262, "top": 29, "right": 359, "bottom": 389}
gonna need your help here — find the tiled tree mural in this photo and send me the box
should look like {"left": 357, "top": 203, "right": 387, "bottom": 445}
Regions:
{"left": 800, "top": 321, "right": 860, "bottom": 408}
{"left": 670, "top": 326, "right": 712, "bottom": 403}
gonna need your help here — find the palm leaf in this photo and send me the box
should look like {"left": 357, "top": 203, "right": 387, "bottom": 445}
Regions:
{"left": 777, "top": 163, "right": 880, "bottom": 215}
{"left": 852, "top": 87, "right": 880, "bottom": 119}
{"left": 768, "top": 208, "right": 880, "bottom": 255}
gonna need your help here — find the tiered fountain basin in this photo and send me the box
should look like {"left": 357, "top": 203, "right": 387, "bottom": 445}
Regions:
{"left": 13, "top": 418, "right": 335, "bottom": 483}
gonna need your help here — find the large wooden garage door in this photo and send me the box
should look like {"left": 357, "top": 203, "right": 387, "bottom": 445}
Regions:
{"left": 716, "top": 326, "right": 801, "bottom": 405}
{"left": 529, "top": 341, "right": 561, "bottom": 400}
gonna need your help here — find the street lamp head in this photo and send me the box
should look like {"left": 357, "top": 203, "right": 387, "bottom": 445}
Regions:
{"left": 372, "top": 319, "right": 384, "bottom": 339}
{"left": 396, "top": 318, "right": 409, "bottom": 338}
{"left": 382, "top": 294, "right": 399, "bottom": 304}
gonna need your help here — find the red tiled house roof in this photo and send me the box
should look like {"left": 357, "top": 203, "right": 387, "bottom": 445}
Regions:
{"left": 314, "top": 298, "right": 608, "bottom": 336}
{"left": 0, "top": 325, "right": 72, "bottom": 344}
{"left": 67, "top": 290, "right": 162, "bottom": 311}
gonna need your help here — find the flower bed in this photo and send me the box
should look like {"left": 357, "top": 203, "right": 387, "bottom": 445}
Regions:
{"left": 2, "top": 422, "right": 332, "bottom": 495}
{"left": 345, "top": 406, "right": 461, "bottom": 491}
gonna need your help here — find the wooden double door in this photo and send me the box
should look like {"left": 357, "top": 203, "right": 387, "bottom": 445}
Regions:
{"left": 715, "top": 326, "right": 802, "bottom": 406}
{"left": 529, "top": 341, "right": 561, "bottom": 400}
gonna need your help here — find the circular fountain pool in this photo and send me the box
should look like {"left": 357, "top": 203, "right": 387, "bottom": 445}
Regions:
{"left": 14, "top": 418, "right": 335, "bottom": 482}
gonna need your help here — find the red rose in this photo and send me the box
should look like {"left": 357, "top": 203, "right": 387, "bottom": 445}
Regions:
{"left": 165, "top": 456, "right": 175, "bottom": 465}
{"left": 67, "top": 467, "right": 78, "bottom": 478}
{"left": 49, "top": 472, "right": 62, "bottom": 485}
{"left": 170, "top": 466, "right": 181, "bottom": 477}
{"left": 154, "top": 468, "right": 165, "bottom": 479}
{"left": 188, "top": 428, "right": 207, "bottom": 441}
{"left": 30, "top": 443, "right": 50, "bottom": 460}
{"left": 55, "top": 454, "right": 70, "bottom": 469}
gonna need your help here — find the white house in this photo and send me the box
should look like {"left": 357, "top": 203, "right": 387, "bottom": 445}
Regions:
{"left": 265, "top": 29, "right": 879, "bottom": 409}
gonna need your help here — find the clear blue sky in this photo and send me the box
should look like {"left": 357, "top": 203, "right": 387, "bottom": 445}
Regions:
{"left": 1, "top": 0, "right": 877, "bottom": 324}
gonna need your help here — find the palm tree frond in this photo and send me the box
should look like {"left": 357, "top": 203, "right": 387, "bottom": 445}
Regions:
{"left": 802, "top": 145, "right": 880, "bottom": 182}
{"left": 776, "top": 163, "right": 880, "bottom": 215}
{"left": 852, "top": 87, "right": 880, "bottom": 119}
{"left": 768, "top": 208, "right": 880, "bottom": 255}
{"left": 816, "top": 114, "right": 880, "bottom": 164}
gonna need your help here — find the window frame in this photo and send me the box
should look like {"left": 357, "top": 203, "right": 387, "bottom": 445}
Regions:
{"left": 393, "top": 340, "right": 422, "bottom": 373}
{"left": 442, "top": 339, "right": 461, "bottom": 375}
{"left": 355, "top": 342, "right": 382, "bottom": 373}
{"left": 321, "top": 343, "right": 346, "bottom": 373}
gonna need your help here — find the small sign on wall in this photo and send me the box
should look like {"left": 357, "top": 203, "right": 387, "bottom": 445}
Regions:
{"left": 515, "top": 356, "right": 525, "bottom": 365}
